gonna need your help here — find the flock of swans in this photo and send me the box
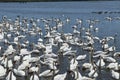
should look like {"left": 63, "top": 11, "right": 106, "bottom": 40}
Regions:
{"left": 0, "top": 15, "right": 120, "bottom": 80}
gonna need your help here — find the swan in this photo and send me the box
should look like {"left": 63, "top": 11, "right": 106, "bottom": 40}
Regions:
{"left": 7, "top": 34, "right": 11, "bottom": 38}
{"left": 1, "top": 56, "right": 13, "bottom": 68}
{"left": 114, "top": 52, "right": 120, "bottom": 57}
{"left": 44, "top": 43, "right": 53, "bottom": 53}
{"left": 96, "top": 56, "right": 105, "bottom": 67}
{"left": 30, "top": 73, "right": 39, "bottom": 80}
{"left": 29, "top": 64, "right": 40, "bottom": 73}
{"left": 4, "top": 45, "right": 16, "bottom": 55}
{"left": 38, "top": 38, "right": 43, "bottom": 42}
{"left": 82, "top": 63, "right": 92, "bottom": 71}
{"left": 70, "top": 56, "right": 78, "bottom": 71}
{"left": 54, "top": 73, "right": 67, "bottom": 80}
{"left": 93, "top": 50, "right": 107, "bottom": 55}
{"left": 47, "top": 61, "right": 58, "bottom": 70}
{"left": 108, "top": 46, "right": 116, "bottom": 52}
{"left": 73, "top": 69, "right": 95, "bottom": 80}
{"left": 102, "top": 43, "right": 109, "bottom": 51}
{"left": 40, "top": 52, "right": 58, "bottom": 59}
{"left": 22, "top": 54, "right": 31, "bottom": 61}
{"left": 83, "top": 46, "right": 93, "bottom": 51}
{"left": 6, "top": 70, "right": 16, "bottom": 80}
{"left": 94, "top": 28, "right": 99, "bottom": 32}
{"left": 92, "top": 36, "right": 100, "bottom": 41}
{"left": 40, "top": 57, "right": 58, "bottom": 70}
{"left": 29, "top": 56, "right": 40, "bottom": 63}
{"left": 103, "top": 56, "right": 116, "bottom": 63}
{"left": 24, "top": 40, "right": 29, "bottom": 45}
{"left": 106, "top": 62, "right": 120, "bottom": 70}
{"left": 13, "top": 69, "right": 25, "bottom": 76}
{"left": 63, "top": 50, "right": 76, "bottom": 56}
{"left": 60, "top": 43, "right": 72, "bottom": 52}
{"left": 0, "top": 32, "right": 4, "bottom": 40}
{"left": 18, "top": 60, "right": 31, "bottom": 70}
{"left": 88, "top": 67, "right": 98, "bottom": 78}
{"left": 111, "top": 70, "right": 120, "bottom": 80}
{"left": 68, "top": 65, "right": 95, "bottom": 80}
{"left": 0, "top": 65, "right": 6, "bottom": 78}
{"left": 72, "top": 25, "right": 80, "bottom": 35}
{"left": 39, "top": 69, "right": 59, "bottom": 77}
{"left": 76, "top": 54, "right": 86, "bottom": 61}
{"left": 19, "top": 48, "right": 30, "bottom": 55}
{"left": 105, "top": 16, "right": 112, "bottom": 21}
{"left": 28, "top": 30, "right": 37, "bottom": 36}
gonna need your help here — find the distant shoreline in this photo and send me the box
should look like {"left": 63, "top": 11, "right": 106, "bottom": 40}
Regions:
{"left": 0, "top": 0, "right": 118, "bottom": 2}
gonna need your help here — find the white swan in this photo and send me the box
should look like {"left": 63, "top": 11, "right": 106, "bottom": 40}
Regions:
{"left": 111, "top": 70, "right": 120, "bottom": 80}
{"left": 30, "top": 73, "right": 39, "bottom": 80}
{"left": 63, "top": 50, "right": 76, "bottom": 56}
{"left": 88, "top": 67, "right": 98, "bottom": 78}
{"left": 18, "top": 60, "right": 31, "bottom": 70}
{"left": 103, "top": 56, "right": 116, "bottom": 63}
{"left": 82, "top": 63, "right": 92, "bottom": 70}
{"left": 70, "top": 57, "right": 78, "bottom": 71}
{"left": 1, "top": 56, "right": 13, "bottom": 68}
{"left": 107, "top": 62, "right": 120, "bottom": 70}
{"left": 114, "top": 52, "right": 120, "bottom": 57}
{"left": 96, "top": 57, "right": 105, "bottom": 67}
{"left": 76, "top": 54, "right": 86, "bottom": 61}
{"left": 60, "top": 43, "right": 72, "bottom": 52}
{"left": 29, "top": 65, "right": 39, "bottom": 73}
{"left": 13, "top": 69, "right": 25, "bottom": 76}
{"left": 40, "top": 52, "right": 58, "bottom": 59}
{"left": 0, "top": 65, "right": 6, "bottom": 78}
{"left": 6, "top": 70, "right": 16, "bottom": 80}
{"left": 39, "top": 69, "right": 59, "bottom": 77}
{"left": 19, "top": 48, "right": 30, "bottom": 55}
{"left": 108, "top": 46, "right": 116, "bottom": 52}
{"left": 73, "top": 70, "right": 95, "bottom": 80}
{"left": 0, "top": 32, "right": 4, "bottom": 40}
{"left": 44, "top": 43, "right": 53, "bottom": 53}
{"left": 54, "top": 73, "right": 67, "bottom": 80}
{"left": 4, "top": 45, "right": 16, "bottom": 55}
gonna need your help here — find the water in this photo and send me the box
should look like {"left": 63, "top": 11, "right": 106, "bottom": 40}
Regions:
{"left": 0, "top": 1, "right": 120, "bottom": 80}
